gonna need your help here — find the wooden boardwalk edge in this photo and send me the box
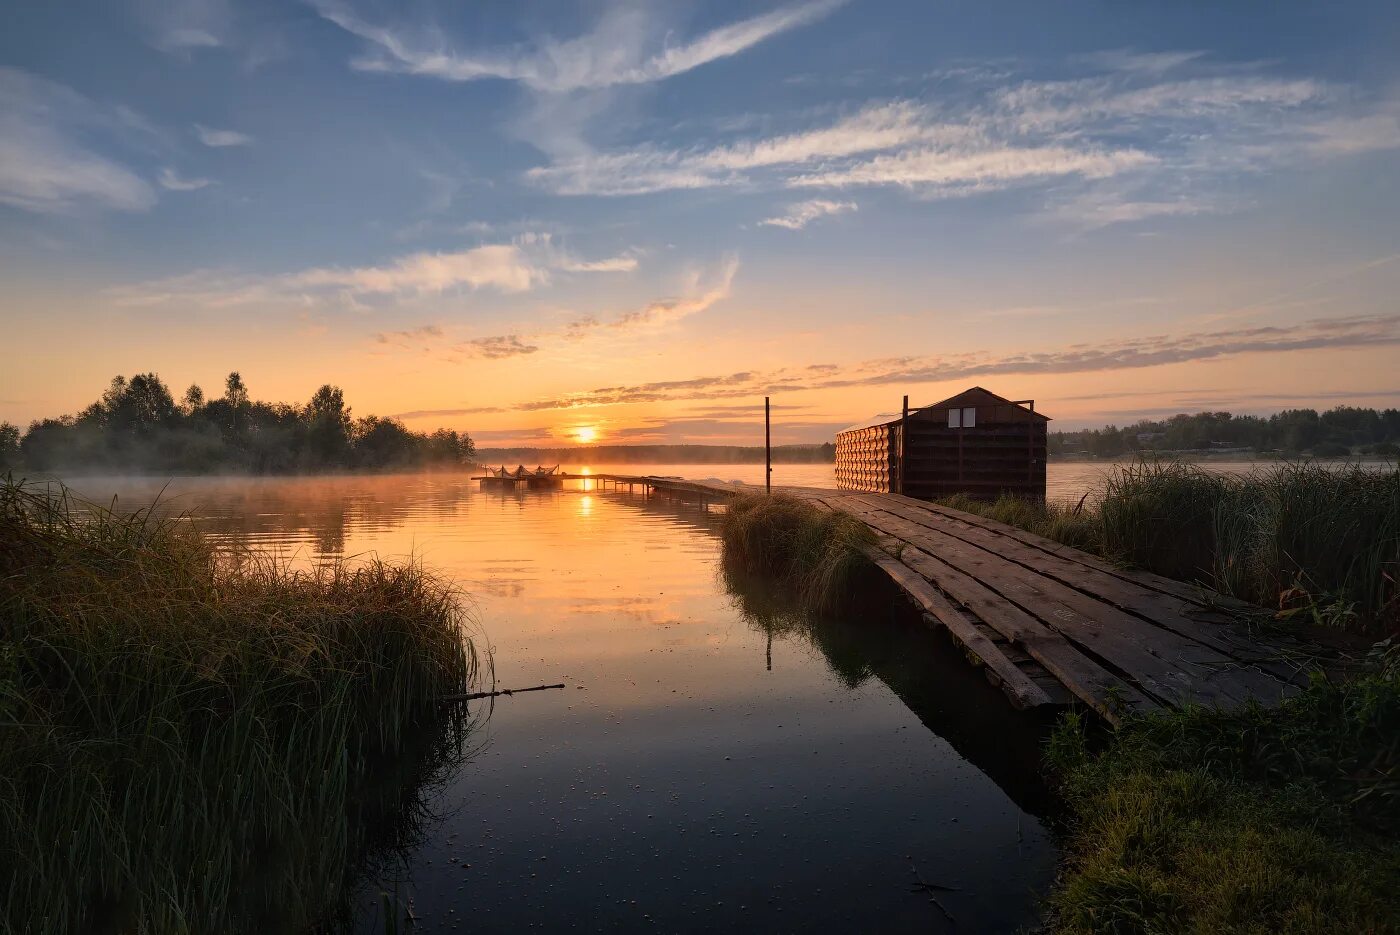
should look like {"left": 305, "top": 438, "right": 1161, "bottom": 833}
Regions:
{"left": 568, "top": 474, "right": 1305, "bottom": 722}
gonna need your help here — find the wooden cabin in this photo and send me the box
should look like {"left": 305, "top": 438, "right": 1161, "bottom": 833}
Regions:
{"left": 835, "top": 387, "right": 1048, "bottom": 501}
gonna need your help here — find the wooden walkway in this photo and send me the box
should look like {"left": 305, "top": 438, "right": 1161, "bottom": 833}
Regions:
{"left": 561, "top": 473, "right": 1311, "bottom": 724}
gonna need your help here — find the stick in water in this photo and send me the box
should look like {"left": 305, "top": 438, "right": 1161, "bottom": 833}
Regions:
{"left": 441, "top": 683, "right": 565, "bottom": 702}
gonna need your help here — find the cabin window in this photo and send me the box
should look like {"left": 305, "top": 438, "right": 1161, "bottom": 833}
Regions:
{"left": 948, "top": 407, "right": 977, "bottom": 428}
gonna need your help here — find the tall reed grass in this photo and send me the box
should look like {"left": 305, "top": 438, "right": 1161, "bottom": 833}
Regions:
{"left": 0, "top": 479, "right": 483, "bottom": 934}
{"left": 719, "top": 494, "right": 876, "bottom": 614}
{"left": 946, "top": 461, "right": 1400, "bottom": 633}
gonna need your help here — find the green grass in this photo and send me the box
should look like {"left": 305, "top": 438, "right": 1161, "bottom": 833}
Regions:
{"left": 943, "top": 460, "right": 1400, "bottom": 634}
{"left": 0, "top": 479, "right": 483, "bottom": 934}
{"left": 1046, "top": 669, "right": 1400, "bottom": 934}
{"left": 720, "top": 494, "right": 876, "bottom": 614}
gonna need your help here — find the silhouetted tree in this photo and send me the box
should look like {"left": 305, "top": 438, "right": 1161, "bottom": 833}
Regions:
{"left": 0, "top": 422, "right": 19, "bottom": 468}
{"left": 6, "top": 373, "right": 477, "bottom": 474}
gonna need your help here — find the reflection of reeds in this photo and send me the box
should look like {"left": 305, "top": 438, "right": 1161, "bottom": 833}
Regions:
{"left": 945, "top": 461, "right": 1400, "bottom": 633}
{"left": 719, "top": 494, "right": 876, "bottom": 614}
{"left": 0, "top": 480, "right": 484, "bottom": 934}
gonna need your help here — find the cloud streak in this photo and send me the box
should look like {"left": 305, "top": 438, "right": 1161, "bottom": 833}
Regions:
{"left": 760, "top": 199, "right": 856, "bottom": 229}
{"left": 520, "top": 56, "right": 1400, "bottom": 225}
{"left": 157, "top": 167, "right": 212, "bottom": 191}
{"left": 0, "top": 68, "right": 156, "bottom": 215}
{"left": 194, "top": 123, "right": 252, "bottom": 147}
{"left": 503, "top": 312, "right": 1400, "bottom": 411}
{"left": 111, "top": 233, "right": 637, "bottom": 308}
{"left": 313, "top": 0, "right": 844, "bottom": 92}
{"left": 367, "top": 256, "right": 740, "bottom": 364}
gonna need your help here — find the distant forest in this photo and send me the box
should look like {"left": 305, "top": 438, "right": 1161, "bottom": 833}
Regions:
{"left": 1049, "top": 407, "right": 1400, "bottom": 459}
{"left": 5, "top": 378, "right": 1396, "bottom": 476}
{"left": 0, "top": 373, "right": 475, "bottom": 474}
{"left": 478, "top": 443, "right": 837, "bottom": 466}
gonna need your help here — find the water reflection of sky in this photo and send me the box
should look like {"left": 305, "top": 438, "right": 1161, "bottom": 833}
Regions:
{"left": 66, "top": 471, "right": 1059, "bottom": 932}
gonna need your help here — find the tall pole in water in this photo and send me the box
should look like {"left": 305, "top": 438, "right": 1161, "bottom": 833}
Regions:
{"left": 764, "top": 396, "right": 772, "bottom": 494}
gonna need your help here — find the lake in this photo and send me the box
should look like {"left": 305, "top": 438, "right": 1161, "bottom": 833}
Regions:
{"left": 64, "top": 469, "right": 1062, "bottom": 933}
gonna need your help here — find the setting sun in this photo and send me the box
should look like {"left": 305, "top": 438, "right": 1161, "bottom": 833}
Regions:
{"left": 573, "top": 426, "right": 599, "bottom": 443}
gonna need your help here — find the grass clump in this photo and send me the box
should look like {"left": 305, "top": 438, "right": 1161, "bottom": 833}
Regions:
{"left": 944, "top": 460, "right": 1400, "bottom": 634}
{"left": 720, "top": 493, "right": 876, "bottom": 613}
{"left": 0, "top": 479, "right": 482, "bottom": 934}
{"left": 940, "top": 492, "right": 1103, "bottom": 553}
{"left": 1047, "top": 672, "right": 1400, "bottom": 934}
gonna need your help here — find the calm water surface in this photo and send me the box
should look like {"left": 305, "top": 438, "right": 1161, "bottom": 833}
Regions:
{"left": 68, "top": 467, "right": 1064, "bottom": 933}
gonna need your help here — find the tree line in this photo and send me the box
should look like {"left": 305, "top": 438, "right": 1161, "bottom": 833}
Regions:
{"left": 1049, "top": 407, "right": 1400, "bottom": 459}
{"left": 0, "top": 373, "right": 475, "bottom": 474}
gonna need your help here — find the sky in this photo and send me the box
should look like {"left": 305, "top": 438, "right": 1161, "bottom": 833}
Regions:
{"left": 2, "top": 0, "right": 1400, "bottom": 445}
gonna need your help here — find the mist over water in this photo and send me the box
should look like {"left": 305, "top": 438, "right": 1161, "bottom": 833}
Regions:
{"left": 63, "top": 470, "right": 1058, "bottom": 932}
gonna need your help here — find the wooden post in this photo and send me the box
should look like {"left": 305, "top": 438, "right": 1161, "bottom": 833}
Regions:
{"left": 1027, "top": 400, "right": 1035, "bottom": 485}
{"left": 898, "top": 395, "right": 909, "bottom": 495}
{"left": 765, "top": 396, "right": 772, "bottom": 495}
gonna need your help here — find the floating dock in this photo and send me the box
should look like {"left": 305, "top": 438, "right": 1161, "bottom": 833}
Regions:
{"left": 534, "top": 473, "right": 1314, "bottom": 724}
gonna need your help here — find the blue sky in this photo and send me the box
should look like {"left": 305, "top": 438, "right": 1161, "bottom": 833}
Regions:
{"left": 3, "top": 0, "right": 1400, "bottom": 443}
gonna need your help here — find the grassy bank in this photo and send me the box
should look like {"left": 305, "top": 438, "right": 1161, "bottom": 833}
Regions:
{"left": 0, "top": 480, "right": 483, "bottom": 934}
{"left": 943, "top": 460, "right": 1400, "bottom": 634}
{"left": 1048, "top": 664, "right": 1400, "bottom": 934}
{"left": 720, "top": 493, "right": 876, "bottom": 613}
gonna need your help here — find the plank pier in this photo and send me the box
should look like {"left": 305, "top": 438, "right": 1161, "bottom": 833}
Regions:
{"left": 481, "top": 470, "right": 1309, "bottom": 724}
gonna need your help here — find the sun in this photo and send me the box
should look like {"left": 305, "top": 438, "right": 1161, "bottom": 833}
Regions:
{"left": 573, "top": 425, "right": 599, "bottom": 443}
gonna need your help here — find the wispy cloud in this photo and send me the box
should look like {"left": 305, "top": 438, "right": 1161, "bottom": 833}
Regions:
{"left": 786, "top": 145, "right": 1152, "bottom": 190}
{"left": 1072, "top": 49, "right": 1206, "bottom": 75}
{"left": 389, "top": 405, "right": 509, "bottom": 419}
{"left": 194, "top": 123, "right": 252, "bottom": 147}
{"left": 157, "top": 167, "right": 212, "bottom": 191}
{"left": 313, "top": 0, "right": 844, "bottom": 92}
{"left": 134, "top": 0, "right": 230, "bottom": 54}
{"left": 367, "top": 256, "right": 740, "bottom": 363}
{"left": 1042, "top": 186, "right": 1218, "bottom": 231}
{"left": 373, "top": 324, "right": 444, "bottom": 346}
{"left": 0, "top": 68, "right": 156, "bottom": 215}
{"left": 760, "top": 199, "right": 856, "bottom": 229}
{"left": 110, "top": 233, "right": 637, "bottom": 308}
{"left": 522, "top": 56, "right": 1400, "bottom": 225}
{"left": 458, "top": 335, "right": 540, "bottom": 359}
{"left": 503, "top": 312, "right": 1400, "bottom": 412}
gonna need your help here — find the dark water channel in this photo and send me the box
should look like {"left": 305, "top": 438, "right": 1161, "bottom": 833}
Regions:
{"left": 71, "top": 473, "right": 1060, "bottom": 933}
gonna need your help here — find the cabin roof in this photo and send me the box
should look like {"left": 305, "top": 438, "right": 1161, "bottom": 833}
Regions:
{"left": 835, "top": 386, "right": 1049, "bottom": 437}
{"left": 836, "top": 411, "right": 901, "bottom": 434}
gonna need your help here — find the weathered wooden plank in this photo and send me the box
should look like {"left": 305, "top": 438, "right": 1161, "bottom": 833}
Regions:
{"left": 812, "top": 496, "right": 1062, "bottom": 709}
{"left": 857, "top": 495, "right": 1308, "bottom": 686}
{"left": 811, "top": 491, "right": 1162, "bottom": 720}
{"left": 892, "top": 541, "right": 1160, "bottom": 722}
{"left": 852, "top": 545, "right": 1056, "bottom": 710}
{"left": 883, "top": 492, "right": 1259, "bottom": 612}
{"left": 850, "top": 503, "right": 1293, "bottom": 709}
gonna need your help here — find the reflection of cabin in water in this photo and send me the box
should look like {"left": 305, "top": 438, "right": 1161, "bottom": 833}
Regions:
{"left": 835, "top": 387, "right": 1048, "bottom": 501}
{"left": 480, "top": 464, "right": 563, "bottom": 489}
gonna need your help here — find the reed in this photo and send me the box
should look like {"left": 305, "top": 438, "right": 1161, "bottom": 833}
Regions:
{"left": 945, "top": 461, "right": 1400, "bottom": 633}
{"left": 720, "top": 494, "right": 876, "bottom": 614}
{"left": 938, "top": 492, "right": 1103, "bottom": 553}
{"left": 0, "top": 479, "right": 483, "bottom": 934}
